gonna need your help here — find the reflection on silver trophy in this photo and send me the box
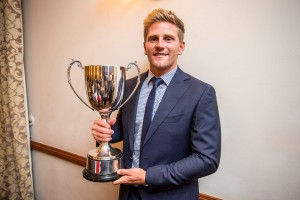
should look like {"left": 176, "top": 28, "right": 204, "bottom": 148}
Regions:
{"left": 67, "top": 60, "right": 140, "bottom": 182}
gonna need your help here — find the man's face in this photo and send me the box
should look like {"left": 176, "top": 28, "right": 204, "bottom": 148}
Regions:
{"left": 144, "top": 21, "right": 185, "bottom": 76}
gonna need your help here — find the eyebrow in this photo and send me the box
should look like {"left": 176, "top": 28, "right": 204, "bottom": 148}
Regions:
{"left": 147, "top": 33, "right": 176, "bottom": 40}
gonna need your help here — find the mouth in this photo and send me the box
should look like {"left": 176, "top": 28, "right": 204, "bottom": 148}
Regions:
{"left": 153, "top": 52, "right": 168, "bottom": 57}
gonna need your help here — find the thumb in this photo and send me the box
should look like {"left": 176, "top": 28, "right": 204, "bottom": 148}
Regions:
{"left": 108, "top": 117, "right": 116, "bottom": 126}
{"left": 117, "top": 169, "right": 128, "bottom": 176}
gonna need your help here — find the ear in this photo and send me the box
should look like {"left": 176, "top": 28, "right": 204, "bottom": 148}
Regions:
{"left": 143, "top": 42, "right": 147, "bottom": 55}
{"left": 178, "top": 41, "right": 185, "bottom": 55}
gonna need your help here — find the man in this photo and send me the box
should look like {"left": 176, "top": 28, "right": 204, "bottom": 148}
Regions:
{"left": 92, "top": 8, "right": 221, "bottom": 200}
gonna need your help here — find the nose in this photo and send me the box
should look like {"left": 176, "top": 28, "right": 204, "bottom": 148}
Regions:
{"left": 155, "top": 38, "right": 164, "bottom": 50}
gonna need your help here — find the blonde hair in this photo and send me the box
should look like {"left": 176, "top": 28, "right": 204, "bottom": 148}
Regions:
{"left": 143, "top": 8, "right": 185, "bottom": 42}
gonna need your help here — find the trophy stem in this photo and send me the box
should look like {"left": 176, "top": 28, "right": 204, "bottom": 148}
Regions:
{"left": 99, "top": 109, "right": 111, "bottom": 121}
{"left": 97, "top": 109, "right": 112, "bottom": 155}
{"left": 96, "top": 109, "right": 121, "bottom": 158}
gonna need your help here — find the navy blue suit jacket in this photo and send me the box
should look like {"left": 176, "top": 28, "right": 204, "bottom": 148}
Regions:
{"left": 111, "top": 67, "right": 221, "bottom": 200}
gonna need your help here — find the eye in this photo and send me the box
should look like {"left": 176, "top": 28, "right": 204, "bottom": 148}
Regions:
{"left": 148, "top": 36, "right": 157, "bottom": 42}
{"left": 164, "top": 36, "right": 174, "bottom": 42}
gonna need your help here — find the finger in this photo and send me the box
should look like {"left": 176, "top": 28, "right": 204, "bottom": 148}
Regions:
{"left": 92, "top": 126, "right": 114, "bottom": 136}
{"left": 94, "top": 119, "right": 111, "bottom": 129}
{"left": 91, "top": 121, "right": 114, "bottom": 142}
{"left": 112, "top": 174, "right": 134, "bottom": 185}
{"left": 112, "top": 170, "right": 129, "bottom": 185}
{"left": 93, "top": 132, "right": 112, "bottom": 142}
{"left": 92, "top": 120, "right": 114, "bottom": 135}
{"left": 112, "top": 177, "right": 122, "bottom": 185}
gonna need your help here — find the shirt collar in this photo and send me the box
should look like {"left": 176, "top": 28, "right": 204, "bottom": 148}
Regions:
{"left": 147, "top": 66, "right": 178, "bottom": 86}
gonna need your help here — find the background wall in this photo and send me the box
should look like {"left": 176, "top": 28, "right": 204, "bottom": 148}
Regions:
{"left": 22, "top": 0, "right": 300, "bottom": 199}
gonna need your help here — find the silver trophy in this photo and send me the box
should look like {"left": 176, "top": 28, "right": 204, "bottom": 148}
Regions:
{"left": 67, "top": 60, "right": 140, "bottom": 182}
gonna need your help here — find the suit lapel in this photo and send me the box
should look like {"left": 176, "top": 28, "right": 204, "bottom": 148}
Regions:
{"left": 142, "top": 68, "right": 190, "bottom": 147}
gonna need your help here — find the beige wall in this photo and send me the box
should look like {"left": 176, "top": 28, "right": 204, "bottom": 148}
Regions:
{"left": 23, "top": 0, "right": 300, "bottom": 199}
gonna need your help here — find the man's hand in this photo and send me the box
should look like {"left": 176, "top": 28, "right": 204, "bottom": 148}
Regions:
{"left": 112, "top": 168, "right": 146, "bottom": 185}
{"left": 91, "top": 118, "right": 116, "bottom": 142}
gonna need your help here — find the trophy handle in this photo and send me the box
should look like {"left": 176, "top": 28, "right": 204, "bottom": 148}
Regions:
{"left": 118, "top": 61, "right": 141, "bottom": 108}
{"left": 67, "top": 59, "right": 95, "bottom": 111}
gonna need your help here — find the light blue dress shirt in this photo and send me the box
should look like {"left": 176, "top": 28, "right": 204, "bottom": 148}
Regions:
{"left": 132, "top": 66, "right": 177, "bottom": 168}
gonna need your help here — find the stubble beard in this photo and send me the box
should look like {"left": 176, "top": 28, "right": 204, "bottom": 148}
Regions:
{"left": 149, "top": 56, "right": 177, "bottom": 74}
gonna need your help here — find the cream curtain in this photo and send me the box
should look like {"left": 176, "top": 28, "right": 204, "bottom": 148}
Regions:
{"left": 0, "top": 0, "right": 34, "bottom": 199}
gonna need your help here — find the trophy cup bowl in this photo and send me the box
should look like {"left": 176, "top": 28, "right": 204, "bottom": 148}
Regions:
{"left": 67, "top": 60, "right": 140, "bottom": 182}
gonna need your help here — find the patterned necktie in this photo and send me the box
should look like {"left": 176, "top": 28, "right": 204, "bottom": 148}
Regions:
{"left": 132, "top": 77, "right": 164, "bottom": 168}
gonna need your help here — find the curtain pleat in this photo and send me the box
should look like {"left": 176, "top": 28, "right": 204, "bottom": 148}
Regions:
{"left": 0, "top": 0, "right": 34, "bottom": 199}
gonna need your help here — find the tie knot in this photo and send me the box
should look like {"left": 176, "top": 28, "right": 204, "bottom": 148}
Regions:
{"left": 150, "top": 77, "right": 164, "bottom": 88}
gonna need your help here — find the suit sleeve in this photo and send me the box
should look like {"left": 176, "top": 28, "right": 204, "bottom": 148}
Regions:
{"left": 145, "top": 85, "right": 221, "bottom": 191}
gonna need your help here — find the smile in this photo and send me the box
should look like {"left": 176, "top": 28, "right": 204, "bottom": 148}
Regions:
{"left": 154, "top": 53, "right": 168, "bottom": 56}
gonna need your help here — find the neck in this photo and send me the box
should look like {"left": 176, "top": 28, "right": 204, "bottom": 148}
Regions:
{"left": 150, "top": 64, "right": 177, "bottom": 77}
